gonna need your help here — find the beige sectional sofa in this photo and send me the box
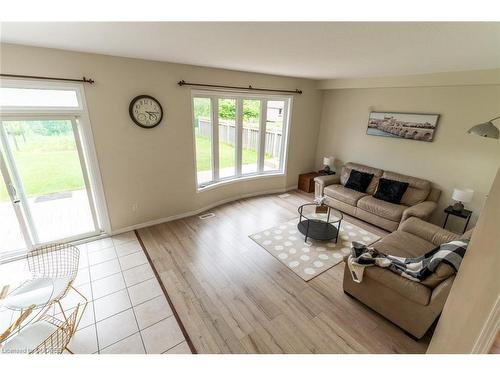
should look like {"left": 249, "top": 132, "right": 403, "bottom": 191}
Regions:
{"left": 343, "top": 217, "right": 470, "bottom": 339}
{"left": 314, "top": 162, "right": 441, "bottom": 231}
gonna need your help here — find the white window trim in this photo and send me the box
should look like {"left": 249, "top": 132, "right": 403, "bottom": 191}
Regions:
{"left": 0, "top": 78, "right": 85, "bottom": 113}
{"left": 191, "top": 89, "right": 293, "bottom": 191}
{"left": 0, "top": 78, "right": 111, "bottom": 247}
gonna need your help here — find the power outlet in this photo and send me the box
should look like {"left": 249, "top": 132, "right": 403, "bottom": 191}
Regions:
{"left": 131, "top": 203, "right": 138, "bottom": 212}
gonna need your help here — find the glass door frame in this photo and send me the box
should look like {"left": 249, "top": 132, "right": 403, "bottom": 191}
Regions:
{"left": 0, "top": 79, "right": 111, "bottom": 259}
{"left": 0, "top": 148, "right": 33, "bottom": 250}
{"left": 0, "top": 114, "right": 102, "bottom": 252}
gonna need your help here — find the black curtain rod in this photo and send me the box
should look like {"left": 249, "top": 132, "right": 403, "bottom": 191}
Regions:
{"left": 178, "top": 80, "right": 302, "bottom": 94}
{"left": 0, "top": 73, "right": 94, "bottom": 84}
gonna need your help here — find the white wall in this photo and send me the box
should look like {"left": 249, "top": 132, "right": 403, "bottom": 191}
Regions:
{"left": 315, "top": 83, "right": 500, "bottom": 231}
{"left": 427, "top": 166, "right": 500, "bottom": 353}
{"left": 2, "top": 42, "right": 499, "bottom": 236}
{"left": 0, "top": 43, "right": 323, "bottom": 232}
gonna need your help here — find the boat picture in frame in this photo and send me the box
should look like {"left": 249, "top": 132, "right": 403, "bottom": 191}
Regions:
{"left": 366, "top": 111, "right": 440, "bottom": 142}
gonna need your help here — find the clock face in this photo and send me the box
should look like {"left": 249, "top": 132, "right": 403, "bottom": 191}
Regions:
{"left": 129, "top": 95, "right": 163, "bottom": 128}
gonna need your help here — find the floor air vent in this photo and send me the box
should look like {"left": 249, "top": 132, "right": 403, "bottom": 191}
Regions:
{"left": 199, "top": 212, "right": 216, "bottom": 220}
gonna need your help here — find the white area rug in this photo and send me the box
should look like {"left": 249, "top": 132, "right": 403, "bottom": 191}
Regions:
{"left": 250, "top": 218, "right": 380, "bottom": 281}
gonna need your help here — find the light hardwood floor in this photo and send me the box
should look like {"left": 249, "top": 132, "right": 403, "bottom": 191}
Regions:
{"left": 137, "top": 190, "right": 430, "bottom": 353}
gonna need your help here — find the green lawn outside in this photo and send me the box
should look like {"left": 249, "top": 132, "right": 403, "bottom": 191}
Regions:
{"left": 195, "top": 136, "right": 258, "bottom": 172}
{"left": 1, "top": 134, "right": 256, "bottom": 202}
{"left": 0, "top": 129, "right": 85, "bottom": 202}
{"left": 0, "top": 132, "right": 261, "bottom": 202}
{"left": 0, "top": 150, "right": 84, "bottom": 202}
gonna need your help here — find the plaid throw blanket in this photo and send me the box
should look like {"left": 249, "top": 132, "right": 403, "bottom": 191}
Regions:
{"left": 347, "top": 239, "right": 469, "bottom": 283}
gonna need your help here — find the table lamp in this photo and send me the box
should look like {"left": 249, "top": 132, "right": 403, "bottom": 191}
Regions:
{"left": 451, "top": 188, "right": 474, "bottom": 212}
{"left": 322, "top": 156, "right": 335, "bottom": 175}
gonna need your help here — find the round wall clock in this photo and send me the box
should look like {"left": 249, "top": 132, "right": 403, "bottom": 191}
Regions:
{"left": 129, "top": 95, "right": 164, "bottom": 129}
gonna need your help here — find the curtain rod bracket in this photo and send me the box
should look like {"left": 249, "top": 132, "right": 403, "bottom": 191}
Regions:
{"left": 178, "top": 80, "right": 302, "bottom": 94}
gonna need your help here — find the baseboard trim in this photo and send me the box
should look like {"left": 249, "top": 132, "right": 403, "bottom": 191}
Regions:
{"left": 111, "top": 185, "right": 298, "bottom": 235}
{"left": 472, "top": 294, "right": 500, "bottom": 353}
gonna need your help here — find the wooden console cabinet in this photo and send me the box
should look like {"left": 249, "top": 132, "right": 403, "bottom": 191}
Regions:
{"left": 298, "top": 172, "right": 322, "bottom": 193}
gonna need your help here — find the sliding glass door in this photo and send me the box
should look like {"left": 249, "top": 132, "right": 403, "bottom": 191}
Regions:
{"left": 0, "top": 152, "right": 30, "bottom": 253}
{"left": 0, "top": 79, "right": 108, "bottom": 258}
{"left": 0, "top": 118, "right": 100, "bottom": 254}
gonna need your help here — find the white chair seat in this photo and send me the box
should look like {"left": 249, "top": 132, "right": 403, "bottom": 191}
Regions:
{"left": 2, "top": 276, "right": 72, "bottom": 310}
{"left": 1, "top": 320, "right": 58, "bottom": 354}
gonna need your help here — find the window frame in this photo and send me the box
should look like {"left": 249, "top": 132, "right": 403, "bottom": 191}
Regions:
{"left": 191, "top": 89, "right": 292, "bottom": 190}
{"left": 0, "top": 79, "right": 85, "bottom": 113}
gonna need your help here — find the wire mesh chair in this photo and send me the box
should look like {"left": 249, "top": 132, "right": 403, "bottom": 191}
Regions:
{"left": 31, "top": 305, "right": 80, "bottom": 354}
{"left": 28, "top": 243, "right": 80, "bottom": 281}
{"left": 1, "top": 304, "right": 80, "bottom": 354}
{"left": 2, "top": 243, "right": 87, "bottom": 329}
{"left": 0, "top": 304, "right": 36, "bottom": 343}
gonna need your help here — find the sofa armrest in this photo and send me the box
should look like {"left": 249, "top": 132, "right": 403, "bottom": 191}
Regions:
{"left": 314, "top": 175, "right": 340, "bottom": 197}
{"left": 399, "top": 217, "right": 459, "bottom": 246}
{"left": 401, "top": 200, "right": 437, "bottom": 223}
{"left": 429, "top": 275, "right": 455, "bottom": 311}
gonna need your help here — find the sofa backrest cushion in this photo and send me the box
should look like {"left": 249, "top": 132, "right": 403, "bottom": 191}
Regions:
{"left": 427, "top": 187, "right": 441, "bottom": 203}
{"left": 341, "top": 163, "right": 383, "bottom": 195}
{"left": 382, "top": 171, "right": 431, "bottom": 206}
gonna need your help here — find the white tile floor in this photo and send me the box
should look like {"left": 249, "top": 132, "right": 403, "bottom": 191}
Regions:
{"left": 0, "top": 231, "right": 192, "bottom": 354}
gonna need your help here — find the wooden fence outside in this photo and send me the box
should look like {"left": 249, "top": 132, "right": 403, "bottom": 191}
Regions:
{"left": 197, "top": 119, "right": 282, "bottom": 158}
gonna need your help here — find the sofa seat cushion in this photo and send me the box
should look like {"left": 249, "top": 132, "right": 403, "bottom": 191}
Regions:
{"left": 357, "top": 196, "right": 407, "bottom": 222}
{"left": 362, "top": 266, "right": 431, "bottom": 305}
{"left": 365, "top": 230, "right": 434, "bottom": 305}
{"left": 324, "top": 184, "right": 368, "bottom": 206}
{"left": 366, "top": 230, "right": 445, "bottom": 299}
{"left": 373, "top": 230, "right": 436, "bottom": 258}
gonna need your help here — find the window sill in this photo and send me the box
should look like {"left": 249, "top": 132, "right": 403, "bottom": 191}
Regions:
{"left": 197, "top": 172, "right": 285, "bottom": 192}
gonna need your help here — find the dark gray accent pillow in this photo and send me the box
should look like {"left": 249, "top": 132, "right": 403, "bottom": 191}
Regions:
{"left": 373, "top": 178, "right": 409, "bottom": 204}
{"left": 345, "top": 170, "right": 374, "bottom": 192}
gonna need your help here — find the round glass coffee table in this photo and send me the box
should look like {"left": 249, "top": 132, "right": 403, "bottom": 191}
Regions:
{"left": 297, "top": 203, "right": 343, "bottom": 243}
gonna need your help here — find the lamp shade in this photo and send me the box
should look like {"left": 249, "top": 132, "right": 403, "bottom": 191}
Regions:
{"left": 467, "top": 119, "right": 499, "bottom": 139}
{"left": 323, "top": 156, "right": 335, "bottom": 166}
{"left": 452, "top": 188, "right": 474, "bottom": 203}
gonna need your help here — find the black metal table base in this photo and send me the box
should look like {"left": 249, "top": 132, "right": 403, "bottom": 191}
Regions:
{"left": 297, "top": 219, "right": 340, "bottom": 242}
{"left": 442, "top": 206, "right": 473, "bottom": 234}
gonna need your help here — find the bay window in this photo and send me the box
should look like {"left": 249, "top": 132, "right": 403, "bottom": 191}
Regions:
{"left": 192, "top": 91, "right": 291, "bottom": 189}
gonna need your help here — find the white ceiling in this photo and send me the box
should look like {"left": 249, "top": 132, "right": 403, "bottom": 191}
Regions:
{"left": 1, "top": 22, "right": 499, "bottom": 80}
